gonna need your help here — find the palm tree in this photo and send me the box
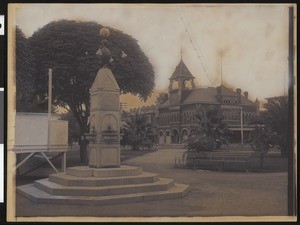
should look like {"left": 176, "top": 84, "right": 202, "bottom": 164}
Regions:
{"left": 187, "top": 107, "right": 230, "bottom": 152}
{"left": 250, "top": 96, "right": 289, "bottom": 157}
{"left": 121, "top": 112, "right": 156, "bottom": 150}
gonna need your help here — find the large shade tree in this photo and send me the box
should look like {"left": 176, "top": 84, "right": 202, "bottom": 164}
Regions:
{"left": 29, "top": 20, "right": 155, "bottom": 162}
{"left": 16, "top": 26, "right": 39, "bottom": 112}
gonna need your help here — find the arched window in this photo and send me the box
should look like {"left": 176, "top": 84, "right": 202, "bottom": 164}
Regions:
{"left": 159, "top": 131, "right": 164, "bottom": 137}
{"left": 172, "top": 81, "right": 179, "bottom": 89}
{"left": 184, "top": 80, "right": 193, "bottom": 89}
{"left": 189, "top": 129, "right": 196, "bottom": 137}
{"left": 181, "top": 129, "right": 188, "bottom": 142}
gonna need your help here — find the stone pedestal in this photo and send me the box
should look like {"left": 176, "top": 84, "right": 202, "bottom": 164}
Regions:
{"left": 89, "top": 142, "right": 120, "bottom": 168}
{"left": 17, "top": 165, "right": 189, "bottom": 206}
{"left": 87, "top": 67, "right": 121, "bottom": 168}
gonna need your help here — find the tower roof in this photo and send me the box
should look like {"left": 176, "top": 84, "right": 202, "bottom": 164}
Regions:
{"left": 170, "top": 60, "right": 195, "bottom": 80}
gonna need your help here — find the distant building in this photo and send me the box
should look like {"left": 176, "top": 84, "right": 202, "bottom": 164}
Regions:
{"left": 126, "top": 60, "right": 260, "bottom": 144}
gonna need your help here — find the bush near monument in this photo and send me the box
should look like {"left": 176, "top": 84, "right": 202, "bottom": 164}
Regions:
{"left": 121, "top": 112, "right": 157, "bottom": 151}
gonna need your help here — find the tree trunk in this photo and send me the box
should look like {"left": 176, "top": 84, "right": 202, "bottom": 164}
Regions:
{"left": 260, "top": 153, "right": 264, "bottom": 169}
{"left": 79, "top": 139, "right": 88, "bottom": 164}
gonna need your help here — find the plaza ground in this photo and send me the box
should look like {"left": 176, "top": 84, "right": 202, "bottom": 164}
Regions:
{"left": 15, "top": 147, "right": 288, "bottom": 217}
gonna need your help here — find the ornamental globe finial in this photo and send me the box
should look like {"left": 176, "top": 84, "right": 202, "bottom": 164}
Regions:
{"left": 99, "top": 27, "right": 110, "bottom": 38}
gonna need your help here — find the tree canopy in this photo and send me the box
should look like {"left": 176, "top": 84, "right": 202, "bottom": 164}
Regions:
{"left": 186, "top": 107, "right": 230, "bottom": 152}
{"left": 248, "top": 125, "right": 275, "bottom": 168}
{"left": 29, "top": 20, "right": 155, "bottom": 133}
{"left": 26, "top": 20, "right": 155, "bottom": 163}
{"left": 156, "top": 92, "right": 168, "bottom": 104}
{"left": 250, "top": 96, "right": 289, "bottom": 157}
{"left": 16, "top": 26, "right": 37, "bottom": 112}
{"left": 121, "top": 112, "right": 157, "bottom": 150}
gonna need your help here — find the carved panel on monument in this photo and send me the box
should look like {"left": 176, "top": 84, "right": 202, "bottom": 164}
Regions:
{"left": 100, "top": 93, "right": 119, "bottom": 110}
{"left": 89, "top": 146, "right": 100, "bottom": 167}
{"left": 101, "top": 114, "right": 118, "bottom": 132}
{"left": 101, "top": 148, "right": 119, "bottom": 166}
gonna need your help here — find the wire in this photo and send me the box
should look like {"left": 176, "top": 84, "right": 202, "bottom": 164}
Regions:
{"left": 181, "top": 8, "right": 214, "bottom": 83}
{"left": 177, "top": 7, "right": 214, "bottom": 86}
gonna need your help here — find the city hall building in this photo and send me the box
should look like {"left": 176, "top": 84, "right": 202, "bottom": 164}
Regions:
{"left": 127, "top": 60, "right": 260, "bottom": 145}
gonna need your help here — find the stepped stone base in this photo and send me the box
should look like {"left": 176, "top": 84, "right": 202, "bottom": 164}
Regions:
{"left": 17, "top": 166, "right": 189, "bottom": 206}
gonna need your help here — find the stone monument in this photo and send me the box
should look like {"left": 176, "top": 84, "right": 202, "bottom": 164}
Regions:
{"left": 87, "top": 68, "right": 121, "bottom": 168}
{"left": 17, "top": 27, "right": 189, "bottom": 207}
{"left": 86, "top": 27, "right": 120, "bottom": 168}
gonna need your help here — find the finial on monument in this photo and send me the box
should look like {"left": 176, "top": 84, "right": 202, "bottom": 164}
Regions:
{"left": 96, "top": 27, "right": 112, "bottom": 65}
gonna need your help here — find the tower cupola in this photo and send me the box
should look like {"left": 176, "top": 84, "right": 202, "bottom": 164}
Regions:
{"left": 169, "top": 60, "right": 195, "bottom": 105}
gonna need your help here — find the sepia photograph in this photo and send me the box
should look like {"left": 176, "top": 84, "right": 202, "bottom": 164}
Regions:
{"left": 6, "top": 3, "right": 297, "bottom": 222}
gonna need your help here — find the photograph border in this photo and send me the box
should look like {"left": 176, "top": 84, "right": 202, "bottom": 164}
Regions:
{"left": 3, "top": 1, "right": 298, "bottom": 223}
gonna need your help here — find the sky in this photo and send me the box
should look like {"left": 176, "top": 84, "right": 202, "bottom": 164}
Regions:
{"left": 11, "top": 4, "right": 292, "bottom": 108}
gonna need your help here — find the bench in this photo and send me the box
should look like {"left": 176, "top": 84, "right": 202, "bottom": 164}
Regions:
{"left": 175, "top": 151, "right": 254, "bottom": 172}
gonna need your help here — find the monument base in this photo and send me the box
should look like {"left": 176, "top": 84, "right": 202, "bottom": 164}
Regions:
{"left": 17, "top": 165, "right": 189, "bottom": 206}
{"left": 88, "top": 143, "right": 120, "bottom": 168}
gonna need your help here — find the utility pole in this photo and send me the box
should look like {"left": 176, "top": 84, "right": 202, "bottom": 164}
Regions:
{"left": 240, "top": 105, "right": 243, "bottom": 148}
{"left": 48, "top": 68, "right": 52, "bottom": 150}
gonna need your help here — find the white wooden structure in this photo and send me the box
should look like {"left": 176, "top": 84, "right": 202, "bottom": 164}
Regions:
{"left": 14, "top": 113, "right": 68, "bottom": 173}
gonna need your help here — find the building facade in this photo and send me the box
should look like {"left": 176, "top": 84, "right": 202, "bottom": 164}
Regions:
{"left": 127, "top": 60, "right": 260, "bottom": 145}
